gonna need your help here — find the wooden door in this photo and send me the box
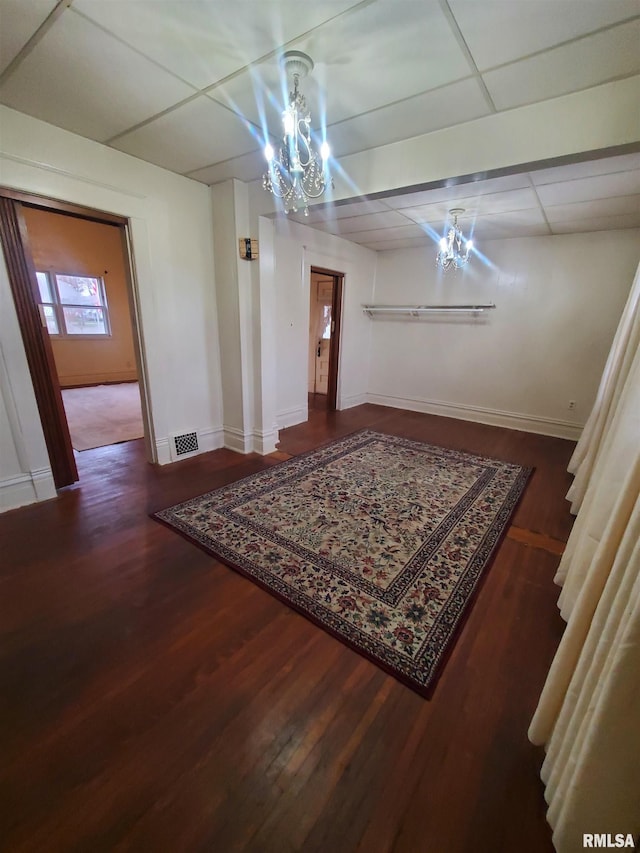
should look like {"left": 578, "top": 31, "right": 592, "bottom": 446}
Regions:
{"left": 309, "top": 273, "right": 333, "bottom": 395}
{"left": 0, "top": 196, "right": 78, "bottom": 488}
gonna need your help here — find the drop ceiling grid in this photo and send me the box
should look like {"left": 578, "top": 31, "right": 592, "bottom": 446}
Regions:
{"left": 0, "top": 0, "right": 58, "bottom": 75}
{"left": 0, "top": 8, "right": 198, "bottom": 142}
{"left": 0, "top": 0, "right": 638, "bottom": 245}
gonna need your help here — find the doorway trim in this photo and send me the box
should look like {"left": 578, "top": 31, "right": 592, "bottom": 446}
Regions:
{"left": 310, "top": 265, "right": 344, "bottom": 411}
{"left": 0, "top": 187, "right": 155, "bottom": 490}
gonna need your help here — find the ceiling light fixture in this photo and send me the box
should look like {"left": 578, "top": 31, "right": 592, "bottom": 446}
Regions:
{"left": 436, "top": 208, "right": 474, "bottom": 271}
{"left": 263, "top": 51, "right": 333, "bottom": 216}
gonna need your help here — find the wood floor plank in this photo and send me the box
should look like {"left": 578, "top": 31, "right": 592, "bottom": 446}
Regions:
{"left": 0, "top": 404, "right": 575, "bottom": 851}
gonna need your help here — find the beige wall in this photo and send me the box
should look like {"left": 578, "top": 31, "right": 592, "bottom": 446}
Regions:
{"left": 23, "top": 207, "right": 137, "bottom": 387}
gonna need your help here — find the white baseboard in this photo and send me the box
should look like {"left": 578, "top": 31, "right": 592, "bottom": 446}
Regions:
{"left": 251, "top": 427, "right": 279, "bottom": 455}
{"left": 199, "top": 426, "right": 225, "bottom": 453}
{"left": 223, "top": 426, "right": 253, "bottom": 454}
{"left": 224, "top": 425, "right": 280, "bottom": 455}
{"left": 31, "top": 466, "right": 57, "bottom": 501}
{"left": 277, "top": 405, "right": 308, "bottom": 429}
{"left": 0, "top": 468, "right": 56, "bottom": 514}
{"left": 366, "top": 393, "right": 583, "bottom": 440}
{"left": 155, "top": 437, "right": 171, "bottom": 465}
{"left": 339, "top": 392, "right": 368, "bottom": 411}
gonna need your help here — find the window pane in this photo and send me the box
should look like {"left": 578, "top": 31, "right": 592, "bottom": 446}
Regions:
{"left": 62, "top": 306, "right": 107, "bottom": 335}
{"left": 36, "top": 271, "right": 52, "bottom": 303}
{"left": 56, "top": 275, "right": 103, "bottom": 307}
{"left": 43, "top": 305, "right": 59, "bottom": 335}
{"left": 322, "top": 304, "right": 332, "bottom": 339}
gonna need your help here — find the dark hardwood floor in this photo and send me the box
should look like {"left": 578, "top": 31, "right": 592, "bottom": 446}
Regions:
{"left": 0, "top": 404, "right": 574, "bottom": 852}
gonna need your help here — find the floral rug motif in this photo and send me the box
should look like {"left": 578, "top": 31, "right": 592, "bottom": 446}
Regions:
{"left": 154, "top": 430, "right": 531, "bottom": 695}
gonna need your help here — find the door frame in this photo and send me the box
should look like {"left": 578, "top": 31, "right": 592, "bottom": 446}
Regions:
{"left": 310, "top": 265, "right": 343, "bottom": 411}
{"left": 0, "top": 187, "right": 154, "bottom": 489}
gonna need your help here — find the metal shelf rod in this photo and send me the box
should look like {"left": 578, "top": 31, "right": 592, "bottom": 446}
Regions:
{"left": 362, "top": 303, "right": 496, "bottom": 317}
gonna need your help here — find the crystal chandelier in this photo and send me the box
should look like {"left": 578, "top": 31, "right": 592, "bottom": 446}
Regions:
{"left": 436, "top": 208, "right": 474, "bottom": 271}
{"left": 263, "top": 51, "right": 333, "bottom": 216}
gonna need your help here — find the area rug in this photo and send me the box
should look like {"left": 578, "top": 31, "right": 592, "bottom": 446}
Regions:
{"left": 61, "top": 382, "right": 144, "bottom": 451}
{"left": 154, "top": 430, "right": 531, "bottom": 695}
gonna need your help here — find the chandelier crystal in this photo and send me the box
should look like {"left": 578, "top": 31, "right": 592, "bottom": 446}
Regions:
{"left": 263, "top": 51, "right": 333, "bottom": 216}
{"left": 436, "top": 208, "right": 474, "bottom": 272}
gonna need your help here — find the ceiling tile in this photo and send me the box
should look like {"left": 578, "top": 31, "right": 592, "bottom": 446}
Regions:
{"left": 449, "top": 0, "right": 639, "bottom": 71}
{"left": 290, "top": 198, "right": 389, "bottom": 224}
{"left": 112, "top": 96, "right": 257, "bottom": 174}
{"left": 483, "top": 20, "right": 640, "bottom": 111}
{"left": 402, "top": 187, "right": 541, "bottom": 224}
{"left": 0, "top": 0, "right": 58, "bottom": 74}
{"left": 544, "top": 194, "right": 640, "bottom": 223}
{"left": 322, "top": 210, "right": 412, "bottom": 235}
{"left": 0, "top": 10, "right": 196, "bottom": 141}
{"left": 209, "top": 0, "right": 473, "bottom": 132}
{"left": 385, "top": 174, "right": 533, "bottom": 210}
{"left": 187, "top": 149, "right": 268, "bottom": 185}
{"left": 530, "top": 151, "right": 640, "bottom": 185}
{"left": 326, "top": 77, "right": 491, "bottom": 158}
{"left": 470, "top": 209, "right": 550, "bottom": 239}
{"left": 73, "top": 0, "right": 361, "bottom": 90}
{"left": 550, "top": 212, "right": 640, "bottom": 234}
{"left": 535, "top": 170, "right": 640, "bottom": 206}
{"left": 339, "top": 224, "right": 428, "bottom": 243}
{"left": 362, "top": 237, "right": 431, "bottom": 252}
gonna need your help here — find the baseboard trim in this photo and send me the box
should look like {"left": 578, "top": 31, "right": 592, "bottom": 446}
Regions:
{"left": 199, "top": 427, "right": 225, "bottom": 454}
{"left": 277, "top": 405, "right": 308, "bottom": 429}
{"left": 155, "top": 437, "right": 171, "bottom": 465}
{"left": 223, "top": 426, "right": 253, "bottom": 454}
{"left": 340, "top": 393, "right": 367, "bottom": 411}
{"left": 366, "top": 393, "right": 583, "bottom": 440}
{"left": 0, "top": 468, "right": 56, "bottom": 513}
{"left": 251, "top": 427, "right": 279, "bottom": 456}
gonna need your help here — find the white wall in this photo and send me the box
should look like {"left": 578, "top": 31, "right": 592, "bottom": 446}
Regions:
{"left": 0, "top": 106, "right": 224, "bottom": 510}
{"left": 272, "top": 218, "right": 377, "bottom": 428}
{"left": 368, "top": 230, "right": 640, "bottom": 438}
{"left": 0, "top": 246, "right": 57, "bottom": 510}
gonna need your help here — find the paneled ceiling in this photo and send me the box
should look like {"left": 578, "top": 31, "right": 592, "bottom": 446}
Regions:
{"left": 1, "top": 0, "right": 639, "bottom": 250}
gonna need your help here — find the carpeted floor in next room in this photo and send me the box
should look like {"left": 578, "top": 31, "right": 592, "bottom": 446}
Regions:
{"left": 61, "top": 381, "right": 144, "bottom": 451}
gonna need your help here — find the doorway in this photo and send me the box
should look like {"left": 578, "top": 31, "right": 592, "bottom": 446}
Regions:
{"left": 24, "top": 207, "right": 144, "bottom": 454}
{"left": 0, "top": 190, "right": 151, "bottom": 490}
{"left": 308, "top": 267, "right": 343, "bottom": 411}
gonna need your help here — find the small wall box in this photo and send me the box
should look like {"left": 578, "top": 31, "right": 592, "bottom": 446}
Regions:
{"left": 239, "top": 238, "right": 258, "bottom": 260}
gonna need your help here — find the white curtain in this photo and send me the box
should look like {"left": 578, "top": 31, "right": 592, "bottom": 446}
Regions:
{"left": 565, "top": 263, "right": 640, "bottom": 515}
{"left": 528, "top": 260, "right": 640, "bottom": 853}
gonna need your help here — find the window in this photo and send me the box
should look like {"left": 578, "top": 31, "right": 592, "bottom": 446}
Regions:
{"left": 321, "top": 304, "right": 332, "bottom": 339}
{"left": 36, "top": 272, "right": 110, "bottom": 337}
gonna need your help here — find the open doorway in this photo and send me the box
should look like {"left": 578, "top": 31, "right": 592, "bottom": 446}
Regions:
{"left": 0, "top": 191, "right": 152, "bottom": 489}
{"left": 24, "top": 208, "right": 144, "bottom": 454}
{"left": 308, "top": 267, "right": 343, "bottom": 411}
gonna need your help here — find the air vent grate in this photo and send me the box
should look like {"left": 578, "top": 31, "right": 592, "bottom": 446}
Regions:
{"left": 174, "top": 432, "right": 198, "bottom": 456}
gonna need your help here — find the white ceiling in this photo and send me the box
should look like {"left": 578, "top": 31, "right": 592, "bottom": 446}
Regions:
{"left": 1, "top": 0, "right": 639, "bottom": 251}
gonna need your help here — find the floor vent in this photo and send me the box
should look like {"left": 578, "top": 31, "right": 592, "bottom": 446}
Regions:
{"left": 173, "top": 431, "right": 199, "bottom": 457}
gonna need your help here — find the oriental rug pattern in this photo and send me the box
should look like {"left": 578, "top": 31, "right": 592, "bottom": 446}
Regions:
{"left": 154, "top": 430, "right": 531, "bottom": 695}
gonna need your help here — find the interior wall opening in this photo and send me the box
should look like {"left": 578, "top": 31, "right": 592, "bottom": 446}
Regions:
{"left": 308, "top": 266, "right": 343, "bottom": 413}
{"left": 0, "top": 190, "right": 152, "bottom": 490}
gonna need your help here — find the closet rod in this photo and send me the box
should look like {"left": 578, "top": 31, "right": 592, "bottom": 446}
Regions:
{"left": 362, "top": 303, "right": 496, "bottom": 317}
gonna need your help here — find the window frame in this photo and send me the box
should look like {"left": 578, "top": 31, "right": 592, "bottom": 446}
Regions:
{"left": 36, "top": 270, "right": 112, "bottom": 339}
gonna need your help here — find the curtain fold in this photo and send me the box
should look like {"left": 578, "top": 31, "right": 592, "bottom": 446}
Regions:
{"left": 529, "top": 259, "right": 640, "bottom": 853}
{"left": 565, "top": 263, "right": 640, "bottom": 514}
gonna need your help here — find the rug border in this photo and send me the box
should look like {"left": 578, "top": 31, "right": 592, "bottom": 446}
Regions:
{"left": 151, "top": 429, "right": 534, "bottom": 699}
